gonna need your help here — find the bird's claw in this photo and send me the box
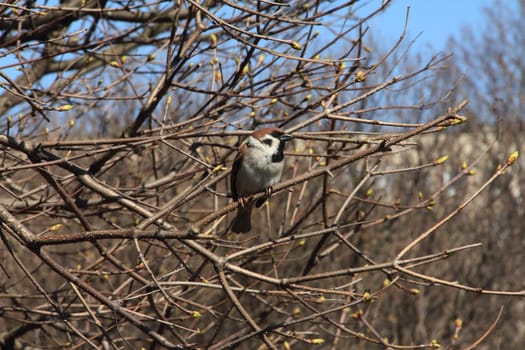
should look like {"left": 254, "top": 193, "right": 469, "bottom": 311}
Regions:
{"left": 239, "top": 197, "right": 248, "bottom": 209}
{"left": 255, "top": 187, "right": 273, "bottom": 208}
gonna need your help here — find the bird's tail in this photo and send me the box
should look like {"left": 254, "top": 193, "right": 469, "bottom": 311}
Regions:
{"left": 231, "top": 202, "right": 253, "bottom": 233}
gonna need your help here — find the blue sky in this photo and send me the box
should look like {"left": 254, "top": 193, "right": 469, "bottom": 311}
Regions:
{"left": 360, "top": 0, "right": 493, "bottom": 52}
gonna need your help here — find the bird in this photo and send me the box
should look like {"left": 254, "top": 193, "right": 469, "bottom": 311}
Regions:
{"left": 230, "top": 127, "right": 293, "bottom": 233}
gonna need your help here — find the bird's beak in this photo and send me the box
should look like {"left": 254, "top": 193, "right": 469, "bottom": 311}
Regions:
{"left": 279, "top": 133, "right": 293, "bottom": 142}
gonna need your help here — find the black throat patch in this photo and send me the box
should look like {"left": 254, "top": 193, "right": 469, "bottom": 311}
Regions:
{"left": 270, "top": 130, "right": 286, "bottom": 163}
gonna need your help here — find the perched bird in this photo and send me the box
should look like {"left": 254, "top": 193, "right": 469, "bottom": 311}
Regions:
{"left": 230, "top": 127, "right": 293, "bottom": 233}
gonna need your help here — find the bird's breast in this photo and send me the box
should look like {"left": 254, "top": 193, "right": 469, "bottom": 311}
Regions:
{"left": 235, "top": 155, "right": 284, "bottom": 197}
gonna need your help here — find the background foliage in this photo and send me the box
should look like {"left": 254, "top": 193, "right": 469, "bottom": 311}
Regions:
{"left": 0, "top": 0, "right": 523, "bottom": 349}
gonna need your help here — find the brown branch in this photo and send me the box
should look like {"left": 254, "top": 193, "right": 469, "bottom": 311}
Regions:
{"left": 216, "top": 268, "right": 277, "bottom": 349}
{"left": 464, "top": 306, "right": 504, "bottom": 350}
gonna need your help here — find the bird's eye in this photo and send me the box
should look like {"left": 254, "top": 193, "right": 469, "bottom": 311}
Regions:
{"left": 262, "top": 138, "right": 273, "bottom": 146}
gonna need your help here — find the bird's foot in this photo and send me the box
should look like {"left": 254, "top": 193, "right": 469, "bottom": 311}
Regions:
{"left": 239, "top": 196, "right": 248, "bottom": 209}
{"left": 256, "top": 187, "right": 273, "bottom": 208}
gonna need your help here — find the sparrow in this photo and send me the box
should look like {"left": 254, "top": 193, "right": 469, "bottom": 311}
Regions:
{"left": 230, "top": 127, "right": 293, "bottom": 233}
